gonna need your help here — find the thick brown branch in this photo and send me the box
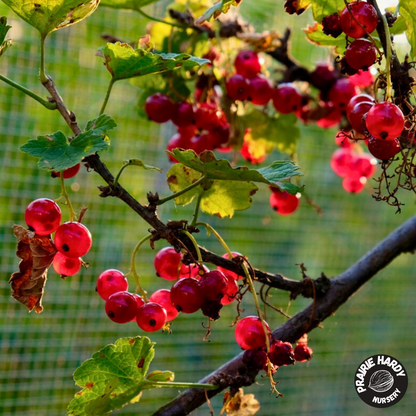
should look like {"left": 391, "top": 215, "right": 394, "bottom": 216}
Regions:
{"left": 150, "top": 213, "right": 416, "bottom": 416}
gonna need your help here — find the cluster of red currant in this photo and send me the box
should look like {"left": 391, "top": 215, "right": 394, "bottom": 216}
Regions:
{"left": 96, "top": 247, "right": 242, "bottom": 332}
{"left": 24, "top": 198, "right": 92, "bottom": 276}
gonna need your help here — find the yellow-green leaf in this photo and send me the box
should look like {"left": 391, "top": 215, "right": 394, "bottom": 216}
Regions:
{"left": 399, "top": 0, "right": 416, "bottom": 59}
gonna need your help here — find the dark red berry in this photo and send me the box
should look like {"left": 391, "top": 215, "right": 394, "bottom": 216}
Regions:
{"left": 189, "top": 133, "right": 215, "bottom": 154}
{"left": 322, "top": 13, "right": 343, "bottom": 38}
{"left": 316, "top": 105, "right": 342, "bottom": 128}
{"left": 310, "top": 62, "right": 337, "bottom": 90}
{"left": 105, "top": 291, "right": 138, "bottom": 324}
{"left": 268, "top": 340, "right": 295, "bottom": 367}
{"left": 226, "top": 74, "right": 250, "bottom": 101}
{"left": 145, "top": 93, "right": 175, "bottom": 123}
{"left": 234, "top": 50, "right": 261, "bottom": 79}
{"left": 346, "top": 94, "right": 374, "bottom": 120}
{"left": 25, "top": 198, "right": 62, "bottom": 236}
{"left": 366, "top": 102, "right": 405, "bottom": 140}
{"left": 171, "top": 102, "right": 195, "bottom": 127}
{"left": 341, "top": 2, "right": 378, "bottom": 39}
{"left": 243, "top": 348, "right": 268, "bottom": 371}
{"left": 349, "top": 101, "right": 374, "bottom": 134}
{"left": 51, "top": 163, "right": 81, "bottom": 179}
{"left": 149, "top": 289, "right": 179, "bottom": 321}
{"left": 170, "top": 278, "right": 204, "bottom": 313}
{"left": 345, "top": 39, "right": 377, "bottom": 70}
{"left": 52, "top": 252, "right": 81, "bottom": 277}
{"left": 328, "top": 78, "right": 357, "bottom": 110}
{"left": 368, "top": 136, "right": 401, "bottom": 160}
{"left": 54, "top": 222, "right": 92, "bottom": 258}
{"left": 207, "top": 123, "right": 230, "bottom": 148}
{"left": 248, "top": 76, "right": 273, "bottom": 105}
{"left": 272, "top": 83, "right": 302, "bottom": 114}
{"left": 201, "top": 299, "right": 223, "bottom": 320}
{"left": 96, "top": 269, "right": 128, "bottom": 301}
{"left": 294, "top": 344, "right": 313, "bottom": 362}
{"left": 154, "top": 247, "right": 181, "bottom": 281}
{"left": 269, "top": 189, "right": 299, "bottom": 215}
{"left": 221, "top": 273, "right": 239, "bottom": 305}
{"left": 132, "top": 294, "right": 145, "bottom": 321}
{"left": 166, "top": 133, "right": 188, "bottom": 163}
{"left": 136, "top": 302, "right": 167, "bottom": 332}
{"left": 235, "top": 316, "right": 270, "bottom": 350}
{"left": 199, "top": 270, "right": 228, "bottom": 301}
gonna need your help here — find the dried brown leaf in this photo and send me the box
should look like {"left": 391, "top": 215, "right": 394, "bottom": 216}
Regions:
{"left": 225, "top": 388, "right": 260, "bottom": 416}
{"left": 9, "top": 225, "right": 56, "bottom": 313}
{"left": 238, "top": 31, "right": 281, "bottom": 52}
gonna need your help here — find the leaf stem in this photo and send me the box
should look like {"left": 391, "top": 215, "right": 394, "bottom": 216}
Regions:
{"left": 196, "top": 222, "right": 233, "bottom": 258}
{"left": 144, "top": 380, "right": 218, "bottom": 390}
{"left": 179, "top": 230, "right": 202, "bottom": 264}
{"left": 113, "top": 160, "right": 131, "bottom": 189}
{"left": 130, "top": 234, "right": 152, "bottom": 301}
{"left": 381, "top": 11, "right": 393, "bottom": 101}
{"left": 136, "top": 8, "right": 187, "bottom": 29}
{"left": 100, "top": 79, "right": 115, "bottom": 115}
{"left": 155, "top": 175, "right": 206, "bottom": 206}
{"left": 190, "top": 193, "right": 202, "bottom": 226}
{"left": 0, "top": 73, "right": 56, "bottom": 109}
{"left": 60, "top": 172, "right": 76, "bottom": 222}
{"left": 39, "top": 36, "right": 48, "bottom": 84}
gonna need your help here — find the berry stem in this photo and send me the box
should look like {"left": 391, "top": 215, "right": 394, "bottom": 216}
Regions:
{"left": 142, "top": 380, "right": 218, "bottom": 390}
{"left": 0, "top": 73, "right": 56, "bottom": 110}
{"left": 60, "top": 172, "right": 76, "bottom": 222}
{"left": 39, "top": 36, "right": 48, "bottom": 84}
{"left": 136, "top": 8, "right": 187, "bottom": 29}
{"left": 381, "top": 11, "right": 393, "bottom": 101}
{"left": 196, "top": 222, "right": 233, "bottom": 259}
{"left": 179, "top": 230, "right": 202, "bottom": 264}
{"left": 130, "top": 234, "right": 152, "bottom": 302}
{"left": 155, "top": 175, "right": 206, "bottom": 206}
{"left": 99, "top": 79, "right": 115, "bottom": 115}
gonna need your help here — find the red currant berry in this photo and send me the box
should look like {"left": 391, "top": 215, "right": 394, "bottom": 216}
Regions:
{"left": 194, "top": 103, "right": 221, "bottom": 130}
{"left": 170, "top": 278, "right": 203, "bottom": 313}
{"left": 105, "top": 291, "right": 138, "bottom": 324}
{"left": 207, "top": 123, "right": 230, "bottom": 149}
{"left": 149, "top": 289, "right": 179, "bottom": 321}
{"left": 171, "top": 102, "right": 195, "bottom": 127}
{"left": 136, "top": 302, "right": 167, "bottom": 332}
{"left": 342, "top": 176, "right": 366, "bottom": 193}
{"left": 234, "top": 50, "right": 261, "bottom": 79}
{"left": 51, "top": 163, "right": 81, "bottom": 179}
{"left": 294, "top": 344, "right": 313, "bottom": 362}
{"left": 316, "top": 105, "right": 342, "bottom": 128}
{"left": 268, "top": 340, "right": 295, "bottom": 367}
{"left": 25, "top": 198, "right": 62, "bottom": 236}
{"left": 346, "top": 94, "right": 374, "bottom": 120}
{"left": 272, "top": 83, "right": 302, "bottom": 114}
{"left": 366, "top": 102, "right": 405, "bottom": 140}
{"left": 341, "top": 2, "right": 378, "bottom": 39}
{"left": 179, "top": 263, "right": 208, "bottom": 280}
{"left": 368, "top": 136, "right": 401, "bottom": 160}
{"left": 322, "top": 13, "right": 343, "bottom": 38}
{"left": 154, "top": 247, "right": 181, "bottom": 281}
{"left": 188, "top": 133, "right": 215, "bottom": 154}
{"left": 131, "top": 294, "right": 145, "bottom": 321}
{"left": 166, "top": 133, "right": 188, "bottom": 163}
{"left": 145, "top": 93, "right": 174, "bottom": 123}
{"left": 199, "top": 270, "right": 228, "bottom": 301}
{"left": 349, "top": 69, "right": 374, "bottom": 88}
{"left": 242, "top": 348, "right": 268, "bottom": 371}
{"left": 350, "top": 153, "right": 377, "bottom": 178}
{"left": 221, "top": 273, "right": 239, "bottom": 306}
{"left": 269, "top": 189, "right": 299, "bottom": 215}
{"left": 330, "top": 148, "right": 355, "bottom": 177}
{"left": 217, "top": 252, "right": 244, "bottom": 281}
{"left": 335, "top": 131, "right": 353, "bottom": 148}
{"left": 349, "top": 101, "right": 374, "bottom": 134}
{"left": 96, "top": 269, "right": 128, "bottom": 301}
{"left": 248, "top": 76, "right": 273, "bottom": 106}
{"left": 52, "top": 252, "right": 81, "bottom": 277}
{"left": 54, "top": 222, "right": 92, "bottom": 258}
{"left": 310, "top": 62, "right": 337, "bottom": 90}
{"left": 226, "top": 74, "right": 250, "bottom": 101}
{"left": 235, "top": 316, "right": 270, "bottom": 350}
{"left": 345, "top": 39, "right": 377, "bottom": 70}
{"left": 328, "top": 78, "right": 357, "bottom": 110}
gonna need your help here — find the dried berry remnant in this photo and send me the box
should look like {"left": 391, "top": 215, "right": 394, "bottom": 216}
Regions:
{"left": 294, "top": 344, "right": 313, "bottom": 362}
{"left": 322, "top": 13, "right": 343, "bottom": 38}
{"left": 268, "top": 340, "right": 295, "bottom": 367}
{"left": 368, "top": 370, "right": 394, "bottom": 392}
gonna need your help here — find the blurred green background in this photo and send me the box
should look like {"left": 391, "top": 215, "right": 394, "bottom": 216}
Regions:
{"left": 0, "top": 1, "right": 415, "bottom": 416}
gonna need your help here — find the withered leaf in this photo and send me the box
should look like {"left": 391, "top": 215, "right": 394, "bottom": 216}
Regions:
{"left": 9, "top": 225, "right": 56, "bottom": 313}
{"left": 238, "top": 31, "right": 282, "bottom": 52}
{"left": 224, "top": 388, "right": 260, "bottom": 416}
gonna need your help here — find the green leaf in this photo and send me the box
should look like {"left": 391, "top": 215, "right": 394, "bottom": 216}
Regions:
{"left": 195, "top": 0, "right": 243, "bottom": 25}
{"left": 0, "top": 16, "right": 11, "bottom": 57}
{"left": 99, "top": 0, "right": 159, "bottom": 11}
{"left": 240, "top": 111, "right": 300, "bottom": 155}
{"left": 169, "top": 149, "right": 303, "bottom": 192}
{"left": 97, "top": 42, "right": 210, "bottom": 82}
{"left": 146, "top": 370, "right": 175, "bottom": 382}
{"left": 125, "top": 159, "right": 162, "bottom": 173}
{"left": 311, "top": 0, "right": 344, "bottom": 23}
{"left": 1, "top": 0, "right": 100, "bottom": 37}
{"left": 67, "top": 336, "right": 155, "bottom": 416}
{"left": 20, "top": 114, "right": 116, "bottom": 172}
{"left": 304, "top": 23, "right": 348, "bottom": 54}
{"left": 390, "top": 15, "right": 407, "bottom": 36}
{"left": 167, "top": 164, "right": 203, "bottom": 206}
{"left": 399, "top": 0, "right": 416, "bottom": 59}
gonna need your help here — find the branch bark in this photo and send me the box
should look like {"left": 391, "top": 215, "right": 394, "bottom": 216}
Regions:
{"left": 150, "top": 213, "right": 416, "bottom": 416}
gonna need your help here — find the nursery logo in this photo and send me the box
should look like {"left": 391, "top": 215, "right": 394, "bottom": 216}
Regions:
{"left": 354, "top": 355, "right": 408, "bottom": 408}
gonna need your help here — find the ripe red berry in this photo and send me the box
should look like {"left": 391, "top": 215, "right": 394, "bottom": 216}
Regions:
{"left": 235, "top": 316, "right": 270, "bottom": 350}
{"left": 170, "top": 277, "right": 204, "bottom": 313}
{"left": 221, "top": 273, "right": 239, "bottom": 305}
{"left": 328, "top": 78, "right": 357, "bottom": 110}
{"left": 25, "top": 198, "right": 62, "bottom": 236}
{"left": 294, "top": 344, "right": 313, "bottom": 362}
{"left": 268, "top": 340, "right": 295, "bottom": 367}
{"left": 136, "top": 302, "right": 167, "bottom": 332}
{"left": 96, "top": 269, "right": 128, "bottom": 301}
{"left": 341, "top": 2, "right": 378, "bottom": 39}
{"left": 207, "top": 123, "right": 230, "bottom": 149}
{"left": 349, "top": 69, "right": 374, "bottom": 88}
{"left": 179, "top": 263, "right": 208, "bottom": 280}
{"left": 342, "top": 176, "right": 366, "bottom": 193}
{"left": 234, "top": 50, "right": 261, "bottom": 79}
{"left": 145, "top": 93, "right": 175, "bottom": 123}
{"left": 199, "top": 270, "right": 228, "bottom": 301}
{"left": 368, "top": 136, "right": 401, "bottom": 160}
{"left": 330, "top": 148, "right": 355, "bottom": 177}
{"left": 349, "top": 101, "right": 374, "bottom": 134}
{"left": 217, "top": 252, "right": 244, "bottom": 281}
{"left": 51, "top": 163, "right": 81, "bottom": 179}
{"left": 316, "top": 105, "right": 342, "bottom": 128}
{"left": 54, "top": 222, "right": 92, "bottom": 258}
{"left": 166, "top": 133, "right": 188, "bottom": 163}
{"left": 248, "top": 76, "right": 273, "bottom": 105}
{"left": 132, "top": 294, "right": 145, "bottom": 321}
{"left": 52, "top": 252, "right": 81, "bottom": 277}
{"left": 194, "top": 103, "right": 221, "bottom": 130}
{"left": 188, "top": 133, "right": 215, "bottom": 154}
{"left": 269, "top": 189, "right": 299, "bottom": 215}
{"left": 366, "top": 102, "right": 405, "bottom": 140}
{"left": 226, "top": 74, "right": 250, "bottom": 101}
{"left": 154, "top": 247, "right": 182, "bottom": 281}
{"left": 346, "top": 94, "right": 374, "bottom": 120}
{"left": 171, "top": 102, "right": 195, "bottom": 127}
{"left": 350, "top": 153, "right": 377, "bottom": 178}
{"left": 345, "top": 39, "right": 377, "bottom": 70}
{"left": 105, "top": 291, "right": 138, "bottom": 324}
{"left": 335, "top": 131, "right": 353, "bottom": 148}
{"left": 272, "top": 83, "right": 302, "bottom": 114}
{"left": 149, "top": 289, "right": 179, "bottom": 321}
